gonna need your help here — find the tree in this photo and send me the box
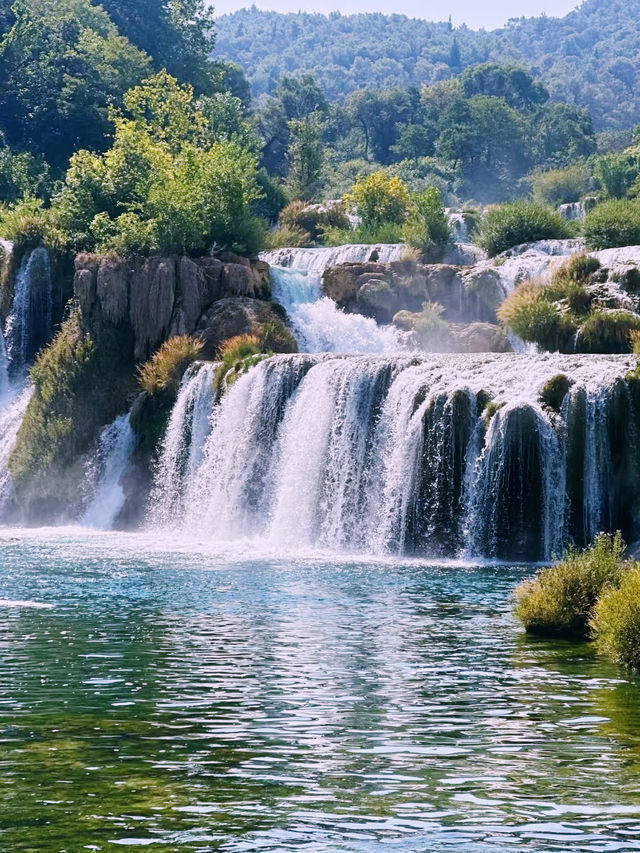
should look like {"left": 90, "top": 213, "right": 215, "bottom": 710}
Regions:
{"left": 343, "top": 171, "right": 411, "bottom": 228}
{"left": 286, "top": 115, "right": 325, "bottom": 201}
{"left": 0, "top": 0, "right": 150, "bottom": 168}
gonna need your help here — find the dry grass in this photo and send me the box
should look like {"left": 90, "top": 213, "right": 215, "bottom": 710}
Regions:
{"left": 138, "top": 335, "right": 204, "bottom": 396}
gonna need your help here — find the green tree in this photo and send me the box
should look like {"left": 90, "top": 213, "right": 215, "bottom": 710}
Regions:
{"left": 286, "top": 115, "right": 325, "bottom": 201}
{"left": 0, "top": 0, "right": 150, "bottom": 168}
{"left": 343, "top": 171, "right": 411, "bottom": 227}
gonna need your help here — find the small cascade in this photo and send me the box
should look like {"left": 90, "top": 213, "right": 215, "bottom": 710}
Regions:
{"left": 447, "top": 210, "right": 469, "bottom": 243}
{"left": 169, "top": 352, "right": 640, "bottom": 561}
{"left": 5, "top": 247, "right": 53, "bottom": 376}
{"left": 559, "top": 202, "right": 586, "bottom": 221}
{"left": 0, "top": 385, "right": 33, "bottom": 512}
{"left": 261, "top": 245, "right": 409, "bottom": 354}
{"left": 149, "top": 362, "right": 216, "bottom": 527}
{"left": 82, "top": 413, "right": 137, "bottom": 530}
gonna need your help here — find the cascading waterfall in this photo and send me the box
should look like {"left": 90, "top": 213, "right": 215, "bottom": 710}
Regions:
{"left": 5, "top": 247, "right": 53, "bottom": 376}
{"left": 0, "top": 385, "right": 34, "bottom": 511}
{"left": 261, "top": 245, "right": 409, "bottom": 354}
{"left": 82, "top": 413, "right": 137, "bottom": 529}
{"left": 149, "top": 362, "right": 216, "bottom": 527}
{"left": 167, "top": 352, "right": 640, "bottom": 561}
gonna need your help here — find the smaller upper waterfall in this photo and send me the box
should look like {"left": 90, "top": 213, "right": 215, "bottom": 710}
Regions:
{"left": 82, "top": 413, "right": 137, "bottom": 530}
{"left": 149, "top": 362, "right": 217, "bottom": 527}
{"left": 5, "top": 247, "right": 53, "bottom": 376}
{"left": 261, "top": 245, "right": 409, "bottom": 354}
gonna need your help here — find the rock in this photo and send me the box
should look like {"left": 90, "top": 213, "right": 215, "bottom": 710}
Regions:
{"left": 130, "top": 257, "right": 176, "bottom": 361}
{"left": 197, "top": 257, "right": 224, "bottom": 302}
{"left": 461, "top": 268, "right": 505, "bottom": 322}
{"left": 169, "top": 257, "right": 212, "bottom": 337}
{"left": 449, "top": 323, "right": 512, "bottom": 353}
{"left": 357, "top": 279, "right": 397, "bottom": 323}
{"left": 74, "top": 268, "right": 96, "bottom": 317}
{"left": 393, "top": 274, "right": 428, "bottom": 311}
{"left": 250, "top": 259, "right": 271, "bottom": 300}
{"left": 219, "top": 252, "right": 251, "bottom": 268}
{"left": 221, "top": 262, "right": 254, "bottom": 297}
{"left": 96, "top": 258, "right": 128, "bottom": 324}
{"left": 198, "top": 297, "right": 297, "bottom": 358}
{"left": 323, "top": 265, "right": 360, "bottom": 309}
{"left": 393, "top": 309, "right": 422, "bottom": 331}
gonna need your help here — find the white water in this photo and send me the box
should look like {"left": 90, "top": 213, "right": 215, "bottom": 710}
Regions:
{"left": 261, "top": 246, "right": 408, "bottom": 354}
{"left": 0, "top": 385, "right": 34, "bottom": 510}
{"left": 151, "top": 352, "right": 637, "bottom": 561}
{"left": 149, "top": 362, "right": 216, "bottom": 527}
{"left": 82, "top": 413, "right": 137, "bottom": 530}
{"left": 4, "top": 246, "right": 53, "bottom": 375}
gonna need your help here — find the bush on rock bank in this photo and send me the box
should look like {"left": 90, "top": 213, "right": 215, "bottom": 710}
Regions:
{"left": 474, "top": 201, "right": 572, "bottom": 257}
{"left": 515, "top": 533, "right": 627, "bottom": 638}
{"left": 592, "top": 569, "right": 640, "bottom": 669}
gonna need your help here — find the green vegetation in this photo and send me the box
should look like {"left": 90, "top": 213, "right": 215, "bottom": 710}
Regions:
{"left": 584, "top": 199, "right": 640, "bottom": 249}
{"left": 413, "top": 301, "right": 450, "bottom": 350}
{"left": 515, "top": 533, "right": 627, "bottom": 638}
{"left": 403, "top": 187, "right": 451, "bottom": 255}
{"left": 474, "top": 202, "right": 572, "bottom": 257}
{"left": 532, "top": 164, "right": 591, "bottom": 206}
{"left": 215, "top": 4, "right": 640, "bottom": 131}
{"left": 214, "top": 334, "right": 264, "bottom": 393}
{"left": 344, "top": 171, "right": 411, "bottom": 229}
{"left": 138, "top": 335, "right": 204, "bottom": 396}
{"left": 498, "top": 254, "right": 640, "bottom": 354}
{"left": 592, "top": 569, "right": 640, "bottom": 669}
{"left": 539, "top": 374, "right": 573, "bottom": 413}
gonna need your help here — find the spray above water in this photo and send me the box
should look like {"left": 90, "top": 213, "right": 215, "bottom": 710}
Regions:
{"left": 82, "top": 413, "right": 137, "bottom": 530}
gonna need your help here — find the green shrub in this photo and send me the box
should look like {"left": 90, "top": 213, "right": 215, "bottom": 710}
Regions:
{"left": 213, "top": 333, "right": 263, "bottom": 393}
{"left": 90, "top": 212, "right": 157, "bottom": 256}
{"left": 475, "top": 201, "right": 572, "bottom": 257}
{"left": 343, "top": 170, "right": 411, "bottom": 229}
{"left": 591, "top": 567, "right": 640, "bottom": 669}
{"left": 138, "top": 335, "right": 204, "bottom": 396}
{"left": 483, "top": 400, "right": 505, "bottom": 426}
{"left": 0, "top": 197, "right": 68, "bottom": 251}
{"left": 413, "top": 301, "right": 450, "bottom": 350}
{"left": 497, "top": 279, "right": 575, "bottom": 351}
{"left": 514, "top": 533, "right": 627, "bottom": 637}
{"left": 263, "top": 225, "right": 311, "bottom": 250}
{"left": 584, "top": 199, "right": 640, "bottom": 249}
{"left": 539, "top": 374, "right": 573, "bottom": 412}
{"left": 577, "top": 310, "right": 640, "bottom": 354}
{"left": 323, "top": 222, "right": 404, "bottom": 246}
{"left": 532, "top": 164, "right": 591, "bottom": 206}
{"left": 279, "top": 200, "right": 350, "bottom": 243}
{"left": 403, "top": 187, "right": 451, "bottom": 254}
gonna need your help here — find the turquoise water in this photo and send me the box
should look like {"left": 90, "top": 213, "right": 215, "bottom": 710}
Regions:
{"left": 2, "top": 530, "right": 640, "bottom": 852}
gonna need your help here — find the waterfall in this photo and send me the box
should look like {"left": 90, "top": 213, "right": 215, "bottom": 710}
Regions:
{"left": 261, "top": 245, "right": 409, "bottom": 354}
{"left": 5, "top": 247, "right": 53, "bottom": 376}
{"left": 0, "top": 385, "right": 33, "bottom": 512}
{"left": 82, "top": 413, "right": 137, "bottom": 530}
{"left": 447, "top": 210, "right": 469, "bottom": 243}
{"left": 168, "top": 352, "right": 639, "bottom": 561}
{"left": 149, "top": 362, "right": 216, "bottom": 527}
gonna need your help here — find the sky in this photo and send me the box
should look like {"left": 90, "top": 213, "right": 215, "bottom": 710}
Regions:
{"left": 213, "top": 0, "right": 579, "bottom": 29}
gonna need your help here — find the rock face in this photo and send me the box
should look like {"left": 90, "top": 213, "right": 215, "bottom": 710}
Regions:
{"left": 323, "top": 259, "right": 499, "bottom": 325}
{"left": 74, "top": 253, "right": 281, "bottom": 361}
{"left": 198, "top": 298, "right": 296, "bottom": 358}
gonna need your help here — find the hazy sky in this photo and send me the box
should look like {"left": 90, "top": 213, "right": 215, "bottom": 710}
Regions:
{"left": 213, "top": 0, "right": 579, "bottom": 30}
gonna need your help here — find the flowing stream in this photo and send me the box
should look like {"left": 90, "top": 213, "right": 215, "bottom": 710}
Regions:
{"left": 81, "top": 412, "right": 138, "bottom": 529}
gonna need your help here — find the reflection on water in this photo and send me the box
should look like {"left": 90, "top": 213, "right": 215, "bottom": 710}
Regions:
{"left": 1, "top": 530, "right": 640, "bottom": 852}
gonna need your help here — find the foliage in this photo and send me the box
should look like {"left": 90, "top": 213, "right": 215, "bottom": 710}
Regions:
{"left": 577, "top": 310, "right": 640, "bottom": 354}
{"left": 592, "top": 153, "right": 640, "bottom": 199}
{"left": 497, "top": 279, "right": 572, "bottom": 352}
{"left": 52, "top": 72, "right": 264, "bottom": 255}
{"left": 403, "top": 187, "right": 451, "bottom": 254}
{"left": 532, "top": 164, "right": 591, "bottom": 206}
{"left": 343, "top": 171, "right": 411, "bottom": 228}
{"left": 0, "top": 141, "right": 50, "bottom": 205}
{"left": 279, "top": 200, "right": 349, "bottom": 243}
{"left": 475, "top": 201, "right": 572, "bottom": 257}
{"left": 215, "top": 5, "right": 640, "bottom": 132}
{"left": 0, "top": 0, "right": 151, "bottom": 169}
{"left": 539, "top": 374, "right": 572, "bottom": 413}
{"left": 285, "top": 115, "right": 325, "bottom": 201}
{"left": 591, "top": 567, "right": 640, "bottom": 669}
{"left": 0, "top": 197, "right": 66, "bottom": 251}
{"left": 138, "top": 335, "right": 204, "bottom": 396}
{"left": 584, "top": 200, "right": 640, "bottom": 250}
{"left": 323, "top": 222, "right": 404, "bottom": 246}
{"left": 213, "top": 334, "right": 263, "bottom": 392}
{"left": 413, "top": 301, "right": 450, "bottom": 350}
{"left": 514, "top": 533, "right": 627, "bottom": 637}
{"left": 264, "top": 225, "right": 311, "bottom": 250}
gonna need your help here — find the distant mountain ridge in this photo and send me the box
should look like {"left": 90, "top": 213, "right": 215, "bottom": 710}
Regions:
{"left": 215, "top": 1, "right": 640, "bottom": 131}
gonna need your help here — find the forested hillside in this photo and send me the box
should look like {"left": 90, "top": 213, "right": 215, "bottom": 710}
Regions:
{"left": 215, "top": 0, "right": 640, "bottom": 131}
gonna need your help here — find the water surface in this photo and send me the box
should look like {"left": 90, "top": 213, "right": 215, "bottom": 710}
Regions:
{"left": 1, "top": 529, "right": 640, "bottom": 852}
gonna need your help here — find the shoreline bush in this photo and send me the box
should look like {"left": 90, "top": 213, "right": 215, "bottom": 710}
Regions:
{"left": 475, "top": 201, "right": 572, "bottom": 257}
{"left": 138, "top": 336, "right": 204, "bottom": 396}
{"left": 514, "top": 533, "right": 626, "bottom": 637}
{"left": 592, "top": 569, "right": 640, "bottom": 669}
{"left": 584, "top": 199, "right": 640, "bottom": 249}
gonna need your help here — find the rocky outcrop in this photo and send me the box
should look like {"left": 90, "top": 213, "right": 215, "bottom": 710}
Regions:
{"left": 74, "top": 253, "right": 279, "bottom": 362}
{"left": 323, "top": 258, "right": 500, "bottom": 325}
{"left": 391, "top": 309, "right": 512, "bottom": 354}
{"left": 198, "top": 297, "right": 296, "bottom": 358}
